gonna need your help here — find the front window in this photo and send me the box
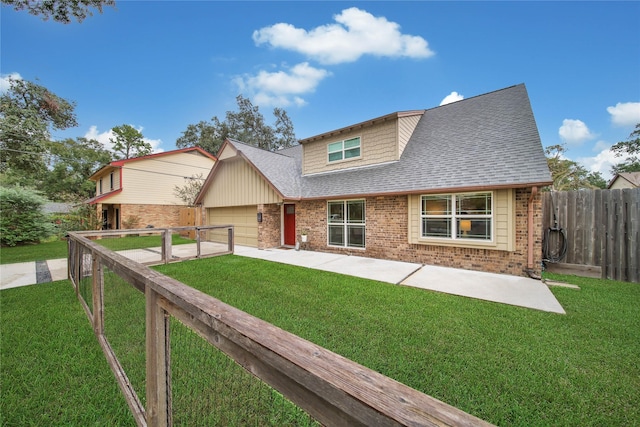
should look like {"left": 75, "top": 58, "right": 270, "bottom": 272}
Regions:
{"left": 328, "top": 200, "right": 365, "bottom": 248}
{"left": 328, "top": 137, "right": 361, "bottom": 162}
{"left": 421, "top": 192, "right": 492, "bottom": 241}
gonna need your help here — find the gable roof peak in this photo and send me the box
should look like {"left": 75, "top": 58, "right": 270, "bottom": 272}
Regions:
{"left": 299, "top": 110, "right": 425, "bottom": 144}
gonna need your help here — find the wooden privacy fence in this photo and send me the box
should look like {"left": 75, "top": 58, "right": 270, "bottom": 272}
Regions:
{"left": 542, "top": 188, "right": 640, "bottom": 283}
{"left": 67, "top": 228, "right": 493, "bottom": 427}
{"left": 178, "top": 208, "right": 199, "bottom": 239}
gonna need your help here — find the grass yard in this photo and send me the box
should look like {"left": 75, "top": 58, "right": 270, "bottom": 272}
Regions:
{"left": 156, "top": 257, "right": 640, "bottom": 427}
{"left": 0, "top": 234, "right": 194, "bottom": 264}
{"left": 0, "top": 280, "right": 136, "bottom": 426}
{"left": 1, "top": 254, "right": 638, "bottom": 426}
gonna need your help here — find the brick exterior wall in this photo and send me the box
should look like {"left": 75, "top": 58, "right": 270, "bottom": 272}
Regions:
{"left": 258, "top": 203, "right": 281, "bottom": 249}
{"left": 119, "top": 204, "right": 182, "bottom": 229}
{"left": 291, "top": 188, "right": 543, "bottom": 277}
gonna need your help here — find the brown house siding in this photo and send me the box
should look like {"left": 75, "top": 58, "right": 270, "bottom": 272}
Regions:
{"left": 120, "top": 204, "right": 182, "bottom": 229}
{"left": 294, "top": 188, "right": 543, "bottom": 277}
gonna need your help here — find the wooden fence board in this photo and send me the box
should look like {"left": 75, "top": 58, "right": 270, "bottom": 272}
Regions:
{"left": 542, "top": 188, "right": 640, "bottom": 283}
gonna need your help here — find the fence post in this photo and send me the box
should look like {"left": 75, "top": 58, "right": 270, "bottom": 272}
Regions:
{"left": 161, "top": 229, "right": 172, "bottom": 264}
{"left": 228, "top": 226, "right": 234, "bottom": 253}
{"left": 146, "top": 287, "right": 171, "bottom": 427}
{"left": 196, "top": 227, "right": 201, "bottom": 258}
{"left": 92, "top": 256, "right": 104, "bottom": 335}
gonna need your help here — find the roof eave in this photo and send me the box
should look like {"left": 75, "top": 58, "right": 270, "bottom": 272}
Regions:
{"left": 299, "top": 181, "right": 553, "bottom": 201}
{"left": 299, "top": 110, "right": 425, "bottom": 144}
{"left": 88, "top": 165, "right": 120, "bottom": 181}
{"left": 86, "top": 188, "right": 123, "bottom": 204}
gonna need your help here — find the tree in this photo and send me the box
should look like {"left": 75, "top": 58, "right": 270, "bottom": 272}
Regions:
{"left": 273, "top": 107, "right": 297, "bottom": 148}
{"left": 110, "top": 124, "right": 152, "bottom": 160}
{"left": 2, "top": 0, "right": 115, "bottom": 24}
{"left": 176, "top": 95, "right": 297, "bottom": 155}
{"left": 610, "top": 123, "right": 640, "bottom": 174}
{"left": 44, "top": 137, "right": 113, "bottom": 201}
{"left": 173, "top": 173, "right": 205, "bottom": 206}
{"left": 175, "top": 120, "right": 224, "bottom": 156}
{"left": 0, "top": 77, "right": 77, "bottom": 182}
{"left": 545, "top": 144, "right": 606, "bottom": 190}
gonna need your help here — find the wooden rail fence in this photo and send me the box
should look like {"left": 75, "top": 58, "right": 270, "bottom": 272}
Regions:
{"left": 67, "top": 227, "right": 493, "bottom": 427}
{"left": 542, "top": 188, "right": 640, "bottom": 283}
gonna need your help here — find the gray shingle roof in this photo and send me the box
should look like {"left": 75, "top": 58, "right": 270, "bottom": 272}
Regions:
{"left": 226, "top": 84, "right": 551, "bottom": 200}
{"left": 226, "top": 139, "right": 302, "bottom": 198}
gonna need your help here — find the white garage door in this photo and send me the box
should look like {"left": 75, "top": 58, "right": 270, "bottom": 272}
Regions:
{"left": 208, "top": 206, "right": 258, "bottom": 247}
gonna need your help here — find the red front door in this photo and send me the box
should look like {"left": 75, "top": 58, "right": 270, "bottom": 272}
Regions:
{"left": 284, "top": 204, "right": 296, "bottom": 246}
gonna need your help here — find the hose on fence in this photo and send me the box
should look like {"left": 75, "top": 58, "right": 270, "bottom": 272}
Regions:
{"left": 543, "top": 191, "right": 568, "bottom": 264}
{"left": 543, "top": 226, "right": 568, "bottom": 264}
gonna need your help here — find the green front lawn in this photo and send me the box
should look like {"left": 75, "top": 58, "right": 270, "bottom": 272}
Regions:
{"left": 1, "top": 256, "right": 638, "bottom": 426}
{"left": 0, "top": 239, "right": 69, "bottom": 264}
{"left": 1, "top": 280, "right": 136, "bottom": 426}
{"left": 157, "top": 259, "right": 640, "bottom": 426}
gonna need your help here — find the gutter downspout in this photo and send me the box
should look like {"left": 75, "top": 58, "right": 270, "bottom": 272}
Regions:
{"left": 526, "top": 186, "right": 541, "bottom": 279}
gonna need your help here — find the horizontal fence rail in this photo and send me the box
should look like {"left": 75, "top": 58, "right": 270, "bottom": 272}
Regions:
{"left": 542, "top": 188, "right": 640, "bottom": 283}
{"left": 68, "top": 227, "right": 493, "bottom": 426}
{"left": 74, "top": 225, "right": 234, "bottom": 266}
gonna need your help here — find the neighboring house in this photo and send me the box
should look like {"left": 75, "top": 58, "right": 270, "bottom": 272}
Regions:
{"left": 42, "top": 202, "right": 74, "bottom": 215}
{"left": 196, "top": 84, "right": 553, "bottom": 277}
{"left": 607, "top": 172, "right": 640, "bottom": 189}
{"left": 88, "top": 147, "right": 216, "bottom": 230}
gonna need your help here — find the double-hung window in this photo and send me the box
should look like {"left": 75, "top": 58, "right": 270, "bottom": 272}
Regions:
{"left": 328, "top": 137, "right": 361, "bottom": 163}
{"left": 328, "top": 200, "right": 365, "bottom": 248}
{"left": 421, "top": 192, "right": 492, "bottom": 241}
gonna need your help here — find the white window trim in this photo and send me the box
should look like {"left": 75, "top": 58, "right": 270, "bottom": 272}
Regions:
{"left": 327, "top": 199, "right": 366, "bottom": 249}
{"left": 327, "top": 136, "right": 362, "bottom": 164}
{"left": 420, "top": 191, "right": 494, "bottom": 243}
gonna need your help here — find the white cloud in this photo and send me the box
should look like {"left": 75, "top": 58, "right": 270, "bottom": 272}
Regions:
{"left": 440, "top": 91, "right": 464, "bottom": 106}
{"left": 577, "top": 146, "right": 633, "bottom": 182}
{"left": 559, "top": 119, "right": 595, "bottom": 144}
{"left": 234, "top": 62, "right": 331, "bottom": 108}
{"left": 607, "top": 102, "right": 640, "bottom": 126}
{"left": 593, "top": 140, "right": 610, "bottom": 152}
{"left": 252, "top": 7, "right": 434, "bottom": 65}
{"left": 84, "top": 125, "right": 163, "bottom": 154}
{"left": 0, "top": 72, "right": 22, "bottom": 93}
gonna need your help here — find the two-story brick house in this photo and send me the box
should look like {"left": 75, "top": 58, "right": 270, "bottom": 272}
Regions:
{"left": 88, "top": 147, "right": 216, "bottom": 230}
{"left": 195, "top": 84, "right": 553, "bottom": 277}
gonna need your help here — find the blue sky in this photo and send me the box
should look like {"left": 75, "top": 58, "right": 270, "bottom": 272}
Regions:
{"left": 2, "top": 1, "right": 639, "bottom": 179}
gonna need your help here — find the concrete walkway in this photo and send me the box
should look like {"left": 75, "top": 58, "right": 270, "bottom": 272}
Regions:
{"left": 0, "top": 244, "right": 565, "bottom": 314}
{"left": 0, "top": 259, "right": 68, "bottom": 290}
{"left": 233, "top": 246, "right": 565, "bottom": 314}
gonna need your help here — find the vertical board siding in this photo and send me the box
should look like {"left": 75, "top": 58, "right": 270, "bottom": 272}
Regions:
{"left": 201, "top": 158, "right": 281, "bottom": 207}
{"left": 542, "top": 188, "right": 640, "bottom": 283}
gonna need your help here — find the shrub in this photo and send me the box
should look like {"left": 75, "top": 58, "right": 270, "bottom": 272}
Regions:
{"left": 0, "top": 186, "right": 56, "bottom": 246}
{"left": 122, "top": 215, "right": 141, "bottom": 230}
{"left": 51, "top": 204, "right": 102, "bottom": 237}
